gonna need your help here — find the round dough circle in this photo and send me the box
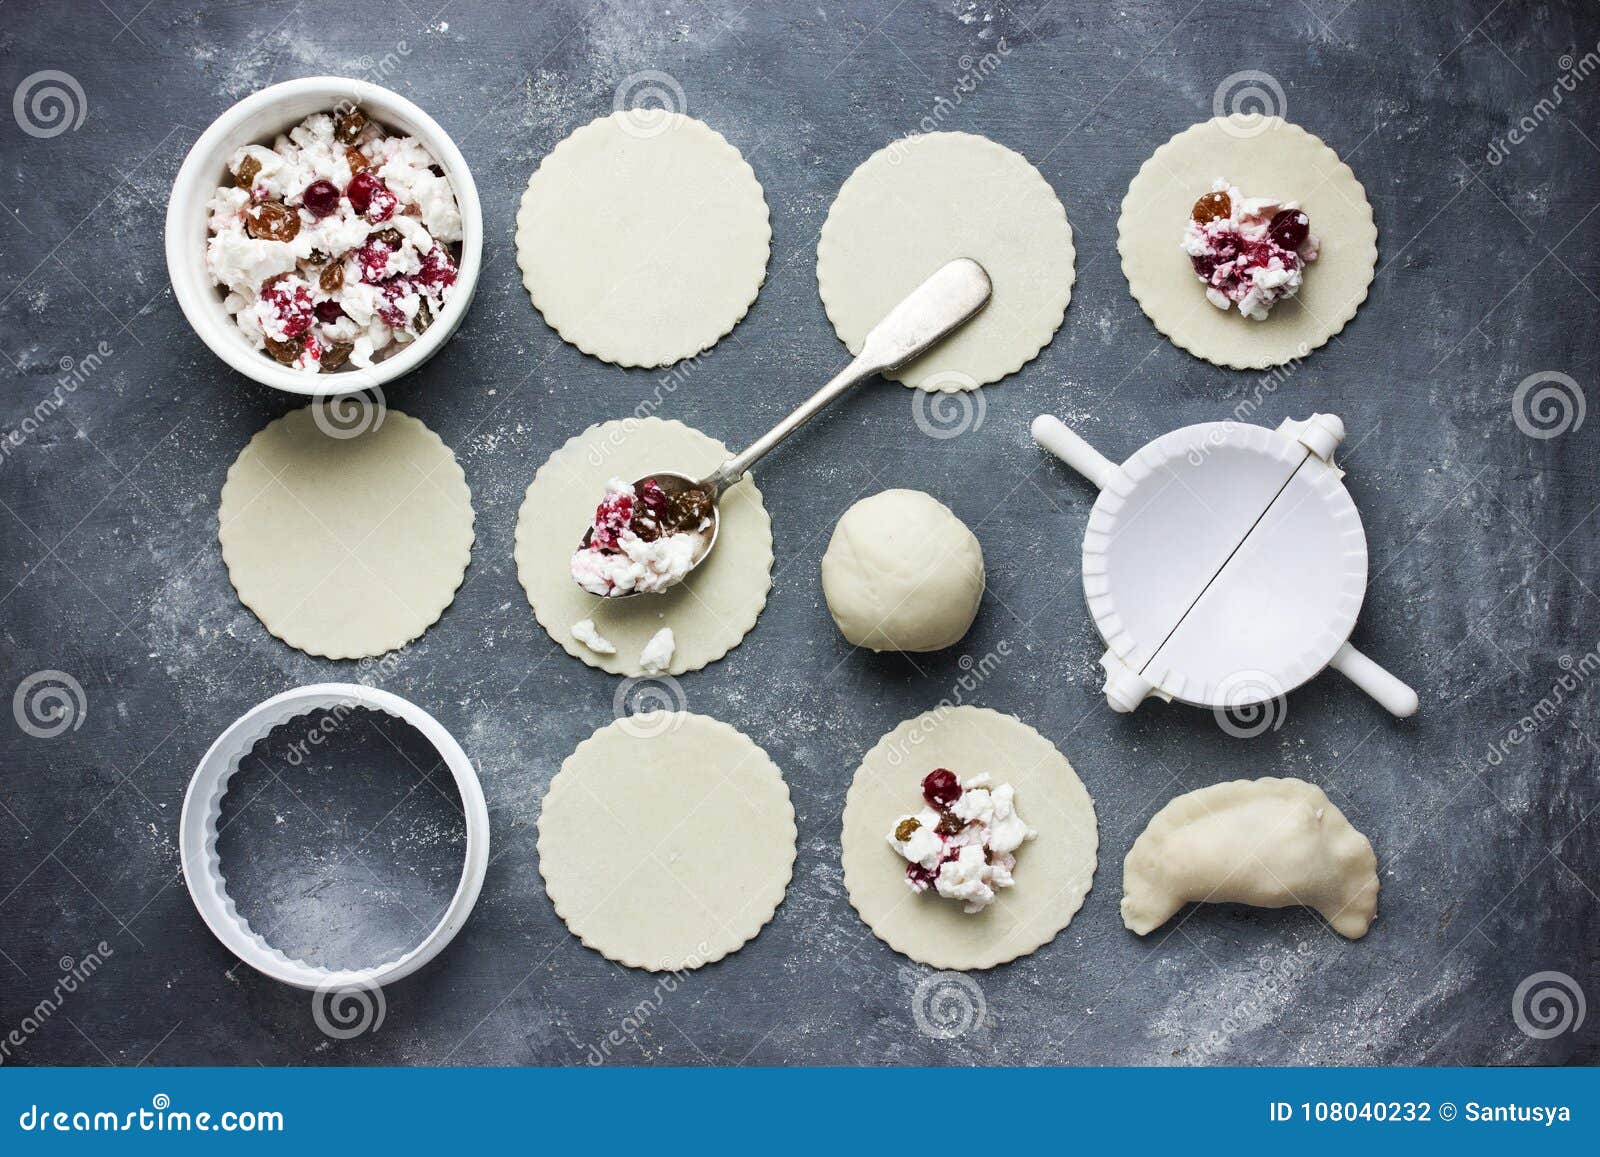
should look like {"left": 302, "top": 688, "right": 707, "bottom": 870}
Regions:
{"left": 821, "top": 489, "right": 984, "bottom": 653}
{"left": 513, "top": 417, "right": 772, "bottom": 676}
{"left": 218, "top": 405, "right": 474, "bottom": 660}
{"left": 538, "top": 712, "right": 796, "bottom": 971}
{"left": 1118, "top": 115, "right": 1377, "bottom": 369}
{"left": 515, "top": 111, "right": 771, "bottom": 367}
{"left": 817, "top": 132, "right": 1075, "bottom": 390}
{"left": 842, "top": 706, "right": 1097, "bottom": 970}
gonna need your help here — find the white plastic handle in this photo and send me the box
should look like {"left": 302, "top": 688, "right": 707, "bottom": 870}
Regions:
{"left": 1329, "top": 642, "right": 1419, "bottom": 717}
{"left": 1032, "top": 414, "right": 1118, "bottom": 491}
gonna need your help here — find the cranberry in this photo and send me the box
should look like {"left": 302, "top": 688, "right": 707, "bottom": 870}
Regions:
{"left": 905, "top": 863, "right": 936, "bottom": 891}
{"left": 243, "top": 200, "right": 299, "bottom": 242}
{"left": 631, "top": 478, "right": 672, "bottom": 540}
{"left": 355, "top": 240, "right": 390, "bottom": 283}
{"left": 376, "top": 280, "right": 415, "bottom": 329}
{"left": 1190, "top": 253, "right": 1220, "bottom": 281}
{"left": 921, "top": 768, "right": 961, "bottom": 809}
{"left": 589, "top": 488, "right": 635, "bottom": 552}
{"left": 414, "top": 245, "right": 458, "bottom": 292}
{"left": 313, "top": 300, "right": 345, "bottom": 324}
{"left": 345, "top": 171, "right": 393, "bottom": 218}
{"left": 1191, "top": 190, "right": 1231, "bottom": 224}
{"left": 260, "top": 279, "right": 313, "bottom": 339}
{"left": 301, "top": 179, "right": 340, "bottom": 218}
{"left": 1268, "top": 208, "right": 1310, "bottom": 250}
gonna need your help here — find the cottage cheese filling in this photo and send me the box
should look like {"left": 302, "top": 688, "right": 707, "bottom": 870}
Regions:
{"left": 204, "top": 106, "right": 462, "bottom": 373}
{"left": 1182, "top": 178, "right": 1319, "bottom": 321}
{"left": 569, "top": 477, "right": 711, "bottom": 598}
{"left": 888, "top": 769, "right": 1036, "bottom": 914}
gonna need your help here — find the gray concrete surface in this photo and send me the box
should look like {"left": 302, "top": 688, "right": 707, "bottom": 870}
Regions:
{"left": 2, "top": 0, "right": 1597, "bottom": 1065}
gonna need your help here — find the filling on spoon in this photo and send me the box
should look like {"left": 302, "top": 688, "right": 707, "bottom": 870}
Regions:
{"left": 1182, "top": 179, "right": 1318, "bottom": 320}
{"left": 570, "top": 477, "right": 713, "bottom": 597}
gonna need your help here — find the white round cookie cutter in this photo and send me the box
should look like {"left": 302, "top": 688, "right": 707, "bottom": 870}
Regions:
{"left": 179, "top": 683, "right": 490, "bottom": 990}
{"left": 1032, "top": 412, "right": 1418, "bottom": 720}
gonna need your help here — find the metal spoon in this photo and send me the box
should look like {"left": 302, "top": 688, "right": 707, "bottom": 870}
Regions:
{"left": 578, "top": 257, "right": 993, "bottom": 597}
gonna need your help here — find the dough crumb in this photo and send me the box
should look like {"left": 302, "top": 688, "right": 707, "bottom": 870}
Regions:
{"left": 571, "top": 618, "right": 616, "bottom": 654}
{"left": 639, "top": 627, "right": 675, "bottom": 673}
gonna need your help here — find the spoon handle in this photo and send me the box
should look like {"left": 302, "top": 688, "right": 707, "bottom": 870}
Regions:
{"left": 705, "top": 258, "right": 992, "bottom": 493}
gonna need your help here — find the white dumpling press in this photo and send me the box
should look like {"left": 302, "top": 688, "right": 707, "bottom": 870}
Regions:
{"left": 1032, "top": 411, "right": 1418, "bottom": 721}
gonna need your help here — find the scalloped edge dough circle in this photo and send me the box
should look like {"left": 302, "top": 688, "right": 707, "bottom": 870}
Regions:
{"left": 1118, "top": 115, "right": 1377, "bottom": 369}
{"left": 218, "top": 406, "right": 474, "bottom": 660}
{"left": 515, "top": 111, "right": 771, "bottom": 367}
{"left": 841, "top": 705, "right": 1098, "bottom": 970}
{"left": 538, "top": 712, "right": 796, "bottom": 971}
{"left": 513, "top": 417, "right": 773, "bottom": 676}
{"left": 817, "top": 132, "right": 1075, "bottom": 390}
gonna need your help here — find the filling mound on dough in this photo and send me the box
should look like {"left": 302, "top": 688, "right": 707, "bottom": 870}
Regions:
{"left": 1182, "top": 179, "right": 1318, "bottom": 320}
{"left": 570, "top": 477, "right": 713, "bottom": 597}
{"left": 887, "top": 769, "right": 1035, "bottom": 914}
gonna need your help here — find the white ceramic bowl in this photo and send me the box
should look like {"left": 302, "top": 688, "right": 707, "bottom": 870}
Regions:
{"left": 166, "top": 77, "right": 482, "bottom": 397}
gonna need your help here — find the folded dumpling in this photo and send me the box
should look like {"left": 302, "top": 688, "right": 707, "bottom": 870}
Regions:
{"left": 1122, "top": 777, "right": 1379, "bottom": 939}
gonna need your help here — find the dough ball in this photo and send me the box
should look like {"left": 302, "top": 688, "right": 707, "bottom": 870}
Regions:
{"left": 821, "top": 489, "right": 984, "bottom": 653}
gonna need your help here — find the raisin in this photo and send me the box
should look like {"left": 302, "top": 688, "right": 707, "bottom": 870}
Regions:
{"left": 263, "top": 334, "right": 304, "bottom": 364}
{"left": 894, "top": 817, "right": 921, "bottom": 842}
{"left": 334, "top": 107, "right": 368, "bottom": 144}
{"left": 414, "top": 298, "right": 433, "bottom": 333}
{"left": 234, "top": 154, "right": 261, "bottom": 191}
{"left": 319, "top": 341, "right": 353, "bottom": 371}
{"left": 345, "top": 146, "right": 371, "bottom": 173}
{"left": 319, "top": 262, "right": 344, "bottom": 293}
{"left": 372, "top": 227, "right": 404, "bottom": 249}
{"left": 244, "top": 200, "right": 300, "bottom": 242}
{"left": 1191, "top": 190, "right": 1231, "bottom": 224}
{"left": 936, "top": 811, "right": 965, "bottom": 836}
